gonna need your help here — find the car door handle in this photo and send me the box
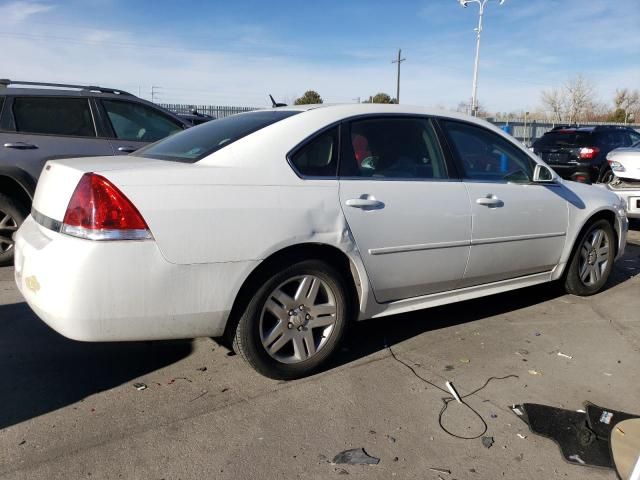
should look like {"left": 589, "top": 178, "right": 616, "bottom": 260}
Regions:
{"left": 345, "top": 198, "right": 385, "bottom": 209}
{"left": 4, "top": 142, "right": 38, "bottom": 150}
{"left": 476, "top": 195, "right": 504, "bottom": 207}
{"left": 117, "top": 146, "right": 137, "bottom": 153}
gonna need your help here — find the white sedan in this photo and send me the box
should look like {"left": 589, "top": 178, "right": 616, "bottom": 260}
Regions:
{"left": 14, "top": 104, "right": 628, "bottom": 379}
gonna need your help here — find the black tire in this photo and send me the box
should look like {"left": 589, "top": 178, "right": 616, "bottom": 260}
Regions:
{"left": 0, "top": 193, "right": 28, "bottom": 267}
{"left": 233, "top": 259, "right": 350, "bottom": 380}
{"left": 564, "top": 219, "right": 615, "bottom": 296}
{"left": 597, "top": 165, "right": 614, "bottom": 184}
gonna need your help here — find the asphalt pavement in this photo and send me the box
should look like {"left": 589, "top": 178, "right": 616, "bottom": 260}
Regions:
{"left": 1, "top": 223, "right": 639, "bottom": 480}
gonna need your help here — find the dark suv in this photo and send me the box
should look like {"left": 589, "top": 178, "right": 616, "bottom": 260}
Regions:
{"left": 532, "top": 125, "right": 640, "bottom": 184}
{"left": 0, "top": 80, "right": 189, "bottom": 265}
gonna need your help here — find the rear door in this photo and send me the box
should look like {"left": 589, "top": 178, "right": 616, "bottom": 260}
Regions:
{"left": 441, "top": 119, "right": 568, "bottom": 286}
{"left": 98, "top": 99, "right": 185, "bottom": 155}
{"left": 338, "top": 116, "right": 471, "bottom": 303}
{"left": 0, "top": 96, "right": 114, "bottom": 181}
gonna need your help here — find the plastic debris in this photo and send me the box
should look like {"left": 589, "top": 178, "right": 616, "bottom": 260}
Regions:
{"left": 332, "top": 448, "right": 380, "bottom": 465}
{"left": 557, "top": 352, "right": 573, "bottom": 359}
{"left": 528, "top": 369, "right": 542, "bottom": 376}
{"left": 568, "top": 454, "right": 586, "bottom": 465}
{"left": 511, "top": 406, "right": 524, "bottom": 416}
{"left": 446, "top": 381, "right": 462, "bottom": 404}
{"left": 133, "top": 382, "right": 147, "bottom": 391}
{"left": 428, "top": 467, "right": 451, "bottom": 474}
{"left": 517, "top": 433, "right": 527, "bottom": 439}
{"left": 515, "top": 349, "right": 529, "bottom": 356}
{"left": 481, "top": 436, "right": 494, "bottom": 449}
{"left": 603, "top": 372, "right": 613, "bottom": 377}
{"left": 459, "top": 358, "right": 470, "bottom": 363}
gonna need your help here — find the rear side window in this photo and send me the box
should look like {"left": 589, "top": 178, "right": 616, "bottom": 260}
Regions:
{"left": 0, "top": 97, "right": 4, "bottom": 117}
{"left": 289, "top": 127, "right": 339, "bottom": 177}
{"left": 102, "top": 100, "right": 183, "bottom": 143}
{"left": 135, "top": 110, "right": 300, "bottom": 163}
{"left": 339, "top": 117, "right": 448, "bottom": 179}
{"left": 13, "top": 97, "right": 95, "bottom": 137}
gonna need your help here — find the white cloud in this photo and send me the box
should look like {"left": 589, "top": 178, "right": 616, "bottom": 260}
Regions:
{"left": 0, "top": 1, "right": 53, "bottom": 25}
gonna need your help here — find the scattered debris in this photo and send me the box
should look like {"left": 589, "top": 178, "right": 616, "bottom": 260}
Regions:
{"left": 603, "top": 372, "right": 613, "bottom": 377}
{"left": 527, "top": 369, "right": 542, "bottom": 376}
{"left": 557, "top": 352, "right": 573, "bottom": 360}
{"left": 515, "top": 453, "right": 524, "bottom": 462}
{"left": 444, "top": 365, "right": 455, "bottom": 371}
{"left": 196, "top": 367, "right": 207, "bottom": 372}
{"left": 334, "top": 467, "right": 349, "bottom": 475}
{"left": 568, "top": 454, "right": 586, "bottom": 465}
{"left": 428, "top": 467, "right": 451, "bottom": 475}
{"left": 481, "top": 436, "right": 494, "bottom": 449}
{"left": 220, "top": 387, "right": 229, "bottom": 393}
{"left": 167, "top": 377, "right": 192, "bottom": 384}
{"left": 515, "top": 349, "right": 529, "bottom": 356}
{"left": 491, "top": 414, "right": 498, "bottom": 419}
{"left": 516, "top": 433, "right": 527, "bottom": 439}
{"left": 393, "top": 456, "right": 399, "bottom": 462}
{"left": 534, "top": 332, "right": 541, "bottom": 336}
{"left": 18, "top": 440, "right": 25, "bottom": 446}
{"left": 332, "top": 448, "right": 380, "bottom": 465}
{"left": 459, "top": 358, "right": 470, "bottom": 363}
{"left": 189, "top": 390, "right": 208, "bottom": 402}
{"left": 445, "top": 381, "right": 462, "bottom": 404}
{"left": 368, "top": 430, "right": 376, "bottom": 435}
{"left": 385, "top": 435, "right": 396, "bottom": 443}
{"left": 133, "top": 382, "right": 147, "bottom": 391}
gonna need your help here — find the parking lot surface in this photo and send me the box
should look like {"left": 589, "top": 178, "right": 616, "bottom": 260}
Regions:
{"left": 1, "top": 224, "right": 639, "bottom": 480}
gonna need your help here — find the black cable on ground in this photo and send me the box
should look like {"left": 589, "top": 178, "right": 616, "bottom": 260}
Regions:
{"left": 387, "top": 345, "right": 518, "bottom": 440}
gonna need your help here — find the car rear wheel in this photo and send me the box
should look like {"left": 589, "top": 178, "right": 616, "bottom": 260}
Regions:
{"left": 0, "top": 193, "right": 28, "bottom": 267}
{"left": 564, "top": 219, "right": 615, "bottom": 296}
{"left": 233, "top": 259, "right": 349, "bottom": 379}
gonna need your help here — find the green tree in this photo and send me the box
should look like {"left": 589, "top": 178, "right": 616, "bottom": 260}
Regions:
{"left": 364, "top": 93, "right": 396, "bottom": 104}
{"left": 294, "top": 90, "right": 323, "bottom": 105}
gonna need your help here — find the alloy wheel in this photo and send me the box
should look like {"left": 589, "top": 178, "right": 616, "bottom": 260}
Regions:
{"left": 259, "top": 274, "right": 338, "bottom": 364}
{"left": 0, "top": 209, "right": 18, "bottom": 255}
{"left": 578, "top": 227, "right": 610, "bottom": 287}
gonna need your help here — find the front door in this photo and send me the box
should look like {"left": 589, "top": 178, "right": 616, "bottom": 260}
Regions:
{"left": 440, "top": 119, "right": 569, "bottom": 286}
{"left": 339, "top": 116, "right": 471, "bottom": 303}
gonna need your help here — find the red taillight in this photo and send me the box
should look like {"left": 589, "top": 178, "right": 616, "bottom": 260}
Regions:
{"left": 579, "top": 147, "right": 600, "bottom": 160}
{"left": 62, "top": 173, "right": 151, "bottom": 240}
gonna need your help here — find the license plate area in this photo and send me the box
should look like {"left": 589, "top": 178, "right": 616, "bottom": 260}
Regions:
{"left": 630, "top": 197, "right": 640, "bottom": 212}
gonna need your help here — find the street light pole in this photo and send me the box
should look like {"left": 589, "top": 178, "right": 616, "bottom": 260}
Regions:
{"left": 391, "top": 49, "right": 406, "bottom": 104}
{"left": 458, "top": 0, "right": 505, "bottom": 116}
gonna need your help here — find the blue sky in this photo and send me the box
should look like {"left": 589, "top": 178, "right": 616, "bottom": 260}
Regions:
{"left": 0, "top": 0, "right": 638, "bottom": 112}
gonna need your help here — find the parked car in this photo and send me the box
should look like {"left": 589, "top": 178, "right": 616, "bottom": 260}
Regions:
{"left": 532, "top": 125, "right": 640, "bottom": 184}
{"left": 0, "top": 79, "right": 190, "bottom": 265}
{"left": 606, "top": 140, "right": 640, "bottom": 219}
{"left": 177, "top": 108, "right": 215, "bottom": 126}
{"left": 14, "top": 104, "right": 628, "bottom": 379}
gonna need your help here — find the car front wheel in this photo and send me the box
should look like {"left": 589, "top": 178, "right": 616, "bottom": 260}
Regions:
{"left": 564, "top": 219, "right": 615, "bottom": 296}
{"left": 233, "top": 259, "right": 349, "bottom": 379}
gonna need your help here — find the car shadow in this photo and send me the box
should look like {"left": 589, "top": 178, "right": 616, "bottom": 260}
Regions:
{"left": 325, "top": 238, "right": 640, "bottom": 373}
{"left": 0, "top": 302, "right": 193, "bottom": 430}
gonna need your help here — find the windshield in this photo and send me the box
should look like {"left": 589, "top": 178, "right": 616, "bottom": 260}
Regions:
{"left": 134, "top": 110, "right": 300, "bottom": 163}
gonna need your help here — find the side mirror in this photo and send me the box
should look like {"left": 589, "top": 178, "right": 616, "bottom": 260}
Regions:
{"left": 533, "top": 164, "right": 556, "bottom": 183}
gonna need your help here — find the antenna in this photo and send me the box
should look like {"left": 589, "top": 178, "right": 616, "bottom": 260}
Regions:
{"left": 269, "top": 94, "right": 287, "bottom": 108}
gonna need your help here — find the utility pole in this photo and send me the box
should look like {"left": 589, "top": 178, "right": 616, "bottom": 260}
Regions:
{"left": 151, "top": 85, "right": 160, "bottom": 103}
{"left": 353, "top": 96, "right": 361, "bottom": 104}
{"left": 391, "top": 49, "right": 406, "bottom": 104}
{"left": 457, "top": 0, "right": 506, "bottom": 116}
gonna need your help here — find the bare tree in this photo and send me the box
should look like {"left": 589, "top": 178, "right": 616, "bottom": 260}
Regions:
{"left": 540, "top": 88, "right": 564, "bottom": 123}
{"left": 614, "top": 88, "right": 640, "bottom": 123}
{"left": 564, "top": 75, "right": 596, "bottom": 124}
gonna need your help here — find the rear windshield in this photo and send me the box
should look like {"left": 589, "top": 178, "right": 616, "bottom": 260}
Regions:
{"left": 134, "top": 110, "right": 300, "bottom": 163}
{"left": 534, "top": 131, "right": 593, "bottom": 148}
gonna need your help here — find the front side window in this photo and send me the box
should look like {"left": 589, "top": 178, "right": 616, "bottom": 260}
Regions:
{"left": 289, "top": 127, "right": 339, "bottom": 177}
{"left": 443, "top": 120, "right": 535, "bottom": 183}
{"left": 102, "top": 100, "right": 183, "bottom": 142}
{"left": 13, "top": 97, "right": 95, "bottom": 137}
{"left": 340, "top": 117, "right": 448, "bottom": 179}
{"left": 0, "top": 97, "right": 4, "bottom": 117}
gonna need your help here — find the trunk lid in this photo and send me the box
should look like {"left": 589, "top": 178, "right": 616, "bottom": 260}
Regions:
{"left": 31, "top": 156, "right": 182, "bottom": 222}
{"left": 533, "top": 130, "right": 595, "bottom": 165}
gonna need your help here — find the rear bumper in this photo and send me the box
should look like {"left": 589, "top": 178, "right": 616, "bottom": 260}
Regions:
{"left": 607, "top": 185, "right": 640, "bottom": 219}
{"left": 547, "top": 163, "right": 600, "bottom": 183}
{"left": 14, "top": 215, "right": 258, "bottom": 341}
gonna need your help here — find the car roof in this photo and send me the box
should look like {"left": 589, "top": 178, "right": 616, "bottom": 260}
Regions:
{"left": 0, "top": 87, "right": 134, "bottom": 99}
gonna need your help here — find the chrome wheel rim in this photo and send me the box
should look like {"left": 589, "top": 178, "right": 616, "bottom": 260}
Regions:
{"left": 578, "top": 228, "right": 610, "bottom": 287}
{"left": 0, "top": 210, "right": 18, "bottom": 255}
{"left": 259, "top": 275, "right": 338, "bottom": 364}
